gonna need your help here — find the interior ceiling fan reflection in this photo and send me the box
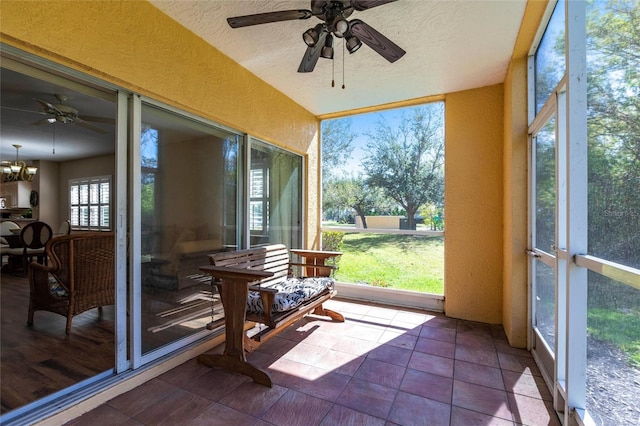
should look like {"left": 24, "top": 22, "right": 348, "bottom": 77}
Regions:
{"left": 227, "top": 0, "right": 406, "bottom": 73}
{"left": 3, "top": 93, "right": 114, "bottom": 134}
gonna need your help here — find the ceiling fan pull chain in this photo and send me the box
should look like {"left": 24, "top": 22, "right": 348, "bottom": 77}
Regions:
{"left": 332, "top": 53, "right": 335, "bottom": 88}
{"left": 342, "top": 39, "right": 346, "bottom": 89}
{"left": 52, "top": 123, "right": 56, "bottom": 155}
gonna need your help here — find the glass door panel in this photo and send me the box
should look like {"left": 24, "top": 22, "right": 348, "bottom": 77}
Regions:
{"left": 249, "top": 140, "right": 302, "bottom": 249}
{"left": 531, "top": 117, "right": 557, "bottom": 376}
{"left": 139, "top": 103, "right": 240, "bottom": 354}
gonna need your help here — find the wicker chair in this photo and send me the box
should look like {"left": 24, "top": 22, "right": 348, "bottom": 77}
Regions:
{"left": 28, "top": 232, "right": 115, "bottom": 334}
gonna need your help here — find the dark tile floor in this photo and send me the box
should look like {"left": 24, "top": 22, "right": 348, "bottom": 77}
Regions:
{"left": 65, "top": 299, "right": 559, "bottom": 425}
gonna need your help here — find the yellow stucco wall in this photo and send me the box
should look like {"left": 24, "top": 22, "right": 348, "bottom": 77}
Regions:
{"left": 0, "top": 0, "right": 321, "bottom": 246}
{"left": 501, "top": 0, "right": 549, "bottom": 347}
{"left": 445, "top": 84, "right": 504, "bottom": 324}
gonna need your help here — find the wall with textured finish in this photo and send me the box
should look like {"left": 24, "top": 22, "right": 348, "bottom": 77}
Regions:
{"left": 0, "top": 0, "right": 321, "bottom": 246}
{"left": 445, "top": 84, "right": 504, "bottom": 324}
{"left": 501, "top": 0, "right": 548, "bottom": 347}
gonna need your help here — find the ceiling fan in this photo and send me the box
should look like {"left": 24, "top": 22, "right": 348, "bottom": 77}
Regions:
{"left": 2, "top": 94, "right": 113, "bottom": 134}
{"left": 227, "top": 0, "right": 406, "bottom": 73}
{"left": 31, "top": 94, "right": 114, "bottom": 134}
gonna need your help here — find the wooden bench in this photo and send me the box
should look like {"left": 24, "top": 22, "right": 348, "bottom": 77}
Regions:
{"left": 197, "top": 244, "right": 344, "bottom": 386}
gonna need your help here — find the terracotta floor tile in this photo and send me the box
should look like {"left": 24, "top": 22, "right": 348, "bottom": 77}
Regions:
{"left": 281, "top": 341, "right": 330, "bottom": 366}
{"left": 337, "top": 378, "right": 397, "bottom": 419}
{"left": 452, "top": 380, "right": 513, "bottom": 421}
{"left": 332, "top": 335, "right": 381, "bottom": 356}
{"left": 456, "top": 332, "right": 496, "bottom": 348}
{"left": 132, "top": 388, "right": 213, "bottom": 426}
{"left": 319, "top": 404, "right": 386, "bottom": 426}
{"left": 408, "top": 350, "right": 455, "bottom": 378}
{"left": 65, "top": 301, "right": 560, "bottom": 426}
{"left": 346, "top": 324, "right": 386, "bottom": 342}
{"left": 287, "top": 366, "right": 351, "bottom": 402}
{"left": 508, "top": 392, "right": 560, "bottom": 426}
{"left": 261, "top": 389, "right": 333, "bottom": 426}
{"left": 455, "top": 343, "right": 500, "bottom": 368}
{"left": 399, "top": 368, "right": 453, "bottom": 404}
{"left": 366, "top": 306, "right": 401, "bottom": 320}
{"left": 387, "top": 390, "right": 451, "bottom": 426}
{"left": 158, "top": 359, "right": 212, "bottom": 389}
{"left": 415, "top": 337, "right": 456, "bottom": 358}
{"left": 107, "top": 378, "right": 179, "bottom": 417}
{"left": 454, "top": 359, "right": 505, "bottom": 390}
{"left": 182, "top": 367, "right": 250, "bottom": 401}
{"left": 393, "top": 311, "right": 429, "bottom": 325}
{"left": 419, "top": 325, "right": 456, "bottom": 343}
{"left": 387, "top": 320, "right": 423, "bottom": 336}
{"left": 314, "top": 349, "right": 365, "bottom": 376}
{"left": 354, "top": 358, "right": 406, "bottom": 388}
{"left": 497, "top": 353, "right": 542, "bottom": 377}
{"left": 367, "top": 343, "right": 412, "bottom": 367}
{"left": 502, "top": 370, "right": 552, "bottom": 401}
{"left": 380, "top": 330, "right": 418, "bottom": 350}
{"left": 64, "top": 403, "right": 134, "bottom": 425}
{"left": 218, "top": 382, "right": 289, "bottom": 417}
{"left": 457, "top": 320, "right": 494, "bottom": 337}
{"left": 185, "top": 402, "right": 261, "bottom": 426}
{"left": 254, "top": 335, "right": 299, "bottom": 358}
{"left": 450, "top": 406, "right": 514, "bottom": 425}
{"left": 422, "top": 316, "right": 458, "bottom": 330}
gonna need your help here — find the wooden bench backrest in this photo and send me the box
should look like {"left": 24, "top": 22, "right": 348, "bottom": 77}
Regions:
{"left": 209, "top": 244, "right": 289, "bottom": 286}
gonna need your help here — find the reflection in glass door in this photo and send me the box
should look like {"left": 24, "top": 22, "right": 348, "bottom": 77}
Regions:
{"left": 531, "top": 117, "right": 557, "bottom": 379}
{"left": 249, "top": 139, "right": 302, "bottom": 249}
{"left": 138, "top": 102, "right": 241, "bottom": 357}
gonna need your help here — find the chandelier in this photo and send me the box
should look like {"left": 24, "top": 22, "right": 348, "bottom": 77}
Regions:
{"left": 1, "top": 144, "right": 38, "bottom": 182}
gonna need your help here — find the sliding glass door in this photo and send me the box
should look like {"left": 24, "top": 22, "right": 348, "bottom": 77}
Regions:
{"left": 135, "top": 101, "right": 242, "bottom": 359}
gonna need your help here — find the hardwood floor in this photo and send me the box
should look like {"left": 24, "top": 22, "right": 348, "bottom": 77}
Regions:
{"left": 1, "top": 272, "right": 115, "bottom": 413}
{"left": 0, "top": 268, "right": 221, "bottom": 414}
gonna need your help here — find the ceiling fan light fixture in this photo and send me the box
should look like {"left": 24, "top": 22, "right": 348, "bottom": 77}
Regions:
{"left": 320, "top": 34, "right": 334, "bottom": 59}
{"left": 346, "top": 35, "right": 362, "bottom": 54}
{"left": 332, "top": 17, "right": 349, "bottom": 37}
{"left": 47, "top": 117, "right": 56, "bottom": 123}
{"left": 303, "top": 24, "right": 324, "bottom": 47}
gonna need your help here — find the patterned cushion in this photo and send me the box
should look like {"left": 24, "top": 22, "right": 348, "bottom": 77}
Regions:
{"left": 247, "top": 277, "right": 334, "bottom": 314}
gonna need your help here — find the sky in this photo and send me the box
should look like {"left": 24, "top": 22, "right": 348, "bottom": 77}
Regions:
{"left": 327, "top": 105, "right": 414, "bottom": 176}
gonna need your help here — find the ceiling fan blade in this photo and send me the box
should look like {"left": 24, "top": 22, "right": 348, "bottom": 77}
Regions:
{"left": 349, "top": 19, "right": 406, "bottom": 63}
{"left": 1, "top": 105, "right": 48, "bottom": 116}
{"left": 297, "top": 31, "right": 327, "bottom": 73}
{"left": 31, "top": 118, "right": 49, "bottom": 126}
{"left": 80, "top": 115, "right": 116, "bottom": 124}
{"left": 75, "top": 117, "right": 107, "bottom": 134}
{"left": 350, "top": 0, "right": 397, "bottom": 11}
{"left": 33, "top": 98, "right": 63, "bottom": 115}
{"left": 227, "top": 10, "right": 314, "bottom": 28}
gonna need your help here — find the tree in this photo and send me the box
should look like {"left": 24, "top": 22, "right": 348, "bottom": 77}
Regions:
{"left": 323, "top": 175, "right": 393, "bottom": 228}
{"left": 362, "top": 103, "right": 445, "bottom": 230}
{"left": 321, "top": 118, "right": 356, "bottom": 182}
{"left": 586, "top": 0, "right": 640, "bottom": 269}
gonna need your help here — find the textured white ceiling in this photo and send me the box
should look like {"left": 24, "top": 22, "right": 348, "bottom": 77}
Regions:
{"left": 150, "top": 0, "right": 527, "bottom": 117}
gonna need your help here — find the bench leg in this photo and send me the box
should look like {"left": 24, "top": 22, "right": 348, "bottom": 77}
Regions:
{"left": 198, "top": 353, "right": 271, "bottom": 387}
{"left": 197, "top": 276, "right": 272, "bottom": 387}
{"left": 313, "top": 304, "right": 345, "bottom": 322}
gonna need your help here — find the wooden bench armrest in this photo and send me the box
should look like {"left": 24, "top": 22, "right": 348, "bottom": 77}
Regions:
{"left": 199, "top": 265, "right": 274, "bottom": 282}
{"left": 289, "top": 262, "right": 336, "bottom": 270}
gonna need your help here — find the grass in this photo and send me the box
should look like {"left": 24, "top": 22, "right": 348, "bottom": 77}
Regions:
{"left": 588, "top": 308, "right": 640, "bottom": 368}
{"left": 333, "top": 233, "right": 444, "bottom": 294}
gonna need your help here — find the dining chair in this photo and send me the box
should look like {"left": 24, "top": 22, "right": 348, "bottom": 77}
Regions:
{"left": 1, "top": 220, "right": 21, "bottom": 264}
{"left": 58, "top": 220, "right": 71, "bottom": 235}
{"left": 7, "top": 221, "right": 53, "bottom": 273}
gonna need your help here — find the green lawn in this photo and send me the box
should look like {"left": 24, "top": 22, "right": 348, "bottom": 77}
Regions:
{"left": 333, "top": 233, "right": 444, "bottom": 294}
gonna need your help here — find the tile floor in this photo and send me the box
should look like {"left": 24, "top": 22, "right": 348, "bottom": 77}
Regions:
{"left": 65, "top": 299, "right": 559, "bottom": 425}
